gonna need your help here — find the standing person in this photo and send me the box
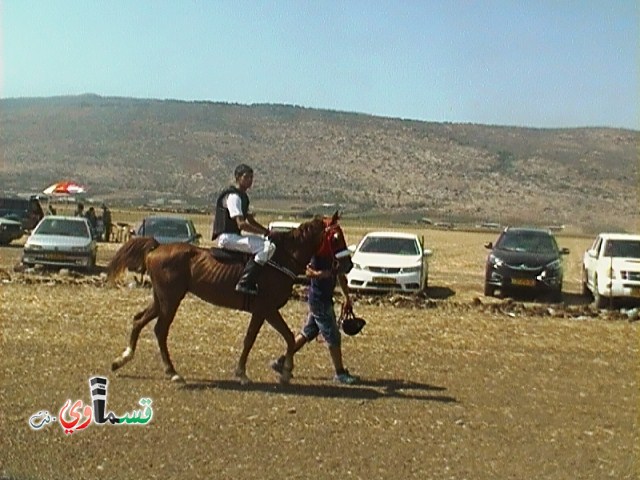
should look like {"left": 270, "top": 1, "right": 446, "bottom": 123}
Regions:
{"left": 211, "top": 164, "right": 274, "bottom": 295}
{"left": 47, "top": 204, "right": 57, "bottom": 215}
{"left": 271, "top": 255, "right": 358, "bottom": 384}
{"left": 85, "top": 206, "right": 98, "bottom": 238}
{"left": 101, "top": 203, "right": 112, "bottom": 242}
{"left": 74, "top": 202, "right": 85, "bottom": 217}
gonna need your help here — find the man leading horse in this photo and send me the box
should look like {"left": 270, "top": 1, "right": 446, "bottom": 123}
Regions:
{"left": 211, "top": 164, "right": 273, "bottom": 295}
{"left": 108, "top": 211, "right": 353, "bottom": 385}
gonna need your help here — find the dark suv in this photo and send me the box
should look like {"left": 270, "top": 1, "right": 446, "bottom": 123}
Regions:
{"left": 0, "top": 196, "right": 44, "bottom": 231}
{"left": 484, "top": 227, "right": 569, "bottom": 301}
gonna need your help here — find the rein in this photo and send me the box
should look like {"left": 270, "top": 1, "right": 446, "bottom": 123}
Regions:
{"left": 267, "top": 221, "right": 343, "bottom": 279}
{"left": 266, "top": 260, "right": 297, "bottom": 280}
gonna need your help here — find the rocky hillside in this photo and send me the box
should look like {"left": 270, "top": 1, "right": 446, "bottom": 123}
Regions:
{"left": 0, "top": 95, "right": 637, "bottom": 233}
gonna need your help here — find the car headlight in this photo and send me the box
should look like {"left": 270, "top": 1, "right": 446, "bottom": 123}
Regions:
{"left": 545, "top": 259, "right": 561, "bottom": 271}
{"left": 71, "top": 246, "right": 90, "bottom": 252}
{"left": 488, "top": 255, "right": 503, "bottom": 268}
{"left": 24, "top": 244, "right": 42, "bottom": 251}
{"left": 352, "top": 262, "right": 364, "bottom": 271}
{"left": 402, "top": 266, "right": 422, "bottom": 273}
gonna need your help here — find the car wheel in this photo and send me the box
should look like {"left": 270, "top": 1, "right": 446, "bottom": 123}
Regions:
{"left": 551, "top": 287, "right": 563, "bottom": 303}
{"left": 85, "top": 254, "right": 96, "bottom": 273}
{"left": 484, "top": 282, "right": 494, "bottom": 297}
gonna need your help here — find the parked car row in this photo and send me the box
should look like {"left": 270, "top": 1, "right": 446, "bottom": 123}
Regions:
{"left": 14, "top": 211, "right": 640, "bottom": 309}
{"left": 19, "top": 214, "right": 202, "bottom": 272}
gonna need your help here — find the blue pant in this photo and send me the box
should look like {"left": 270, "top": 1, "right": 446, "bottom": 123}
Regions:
{"left": 301, "top": 300, "right": 341, "bottom": 348}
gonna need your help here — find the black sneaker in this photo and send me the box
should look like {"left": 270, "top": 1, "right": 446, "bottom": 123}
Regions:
{"left": 270, "top": 356, "right": 285, "bottom": 374}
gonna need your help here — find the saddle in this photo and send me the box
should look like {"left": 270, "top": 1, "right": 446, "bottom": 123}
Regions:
{"left": 209, "top": 247, "right": 251, "bottom": 264}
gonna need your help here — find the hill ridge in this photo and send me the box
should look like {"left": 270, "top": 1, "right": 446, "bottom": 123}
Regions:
{"left": 1, "top": 95, "right": 637, "bottom": 233}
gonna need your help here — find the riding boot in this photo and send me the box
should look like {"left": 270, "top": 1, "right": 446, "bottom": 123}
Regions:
{"left": 235, "top": 258, "right": 262, "bottom": 295}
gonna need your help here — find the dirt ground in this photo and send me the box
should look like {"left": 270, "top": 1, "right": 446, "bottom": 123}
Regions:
{"left": 1, "top": 228, "right": 638, "bottom": 480}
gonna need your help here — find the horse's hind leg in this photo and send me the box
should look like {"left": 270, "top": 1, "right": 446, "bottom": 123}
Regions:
{"left": 112, "top": 301, "right": 158, "bottom": 372}
{"left": 154, "top": 298, "right": 183, "bottom": 383}
{"left": 265, "top": 310, "right": 296, "bottom": 384}
{"left": 235, "top": 312, "right": 266, "bottom": 385}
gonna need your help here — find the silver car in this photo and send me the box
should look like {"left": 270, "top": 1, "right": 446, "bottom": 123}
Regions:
{"left": 22, "top": 216, "right": 97, "bottom": 271}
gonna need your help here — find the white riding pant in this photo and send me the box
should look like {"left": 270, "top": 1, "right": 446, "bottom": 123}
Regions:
{"left": 217, "top": 233, "right": 275, "bottom": 265}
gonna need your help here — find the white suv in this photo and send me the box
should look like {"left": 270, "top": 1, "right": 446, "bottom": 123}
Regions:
{"left": 582, "top": 233, "right": 640, "bottom": 308}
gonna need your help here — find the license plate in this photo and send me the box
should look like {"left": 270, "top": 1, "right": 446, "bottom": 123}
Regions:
{"left": 47, "top": 253, "right": 66, "bottom": 260}
{"left": 373, "top": 276, "right": 397, "bottom": 284}
{"left": 511, "top": 278, "right": 535, "bottom": 287}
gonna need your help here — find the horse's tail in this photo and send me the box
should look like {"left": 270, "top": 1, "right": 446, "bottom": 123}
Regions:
{"left": 106, "top": 237, "right": 159, "bottom": 284}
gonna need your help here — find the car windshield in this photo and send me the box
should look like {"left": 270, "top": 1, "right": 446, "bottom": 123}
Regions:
{"left": 35, "top": 219, "right": 89, "bottom": 238}
{"left": 496, "top": 231, "right": 558, "bottom": 254}
{"left": 603, "top": 240, "right": 640, "bottom": 258}
{"left": 359, "top": 237, "right": 419, "bottom": 255}
{"left": 140, "top": 219, "right": 189, "bottom": 238}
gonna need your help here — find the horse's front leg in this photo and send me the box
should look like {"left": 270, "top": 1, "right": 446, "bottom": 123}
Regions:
{"left": 235, "top": 312, "right": 266, "bottom": 385}
{"left": 265, "top": 310, "right": 295, "bottom": 385}
{"left": 112, "top": 302, "right": 158, "bottom": 372}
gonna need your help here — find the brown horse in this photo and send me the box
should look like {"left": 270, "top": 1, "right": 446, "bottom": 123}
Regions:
{"left": 106, "top": 212, "right": 353, "bottom": 385}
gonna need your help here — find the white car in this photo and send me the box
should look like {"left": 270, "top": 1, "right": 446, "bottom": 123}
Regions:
{"left": 267, "top": 220, "right": 305, "bottom": 283}
{"left": 268, "top": 221, "right": 301, "bottom": 233}
{"left": 347, "top": 231, "right": 432, "bottom": 293}
{"left": 582, "top": 233, "right": 640, "bottom": 308}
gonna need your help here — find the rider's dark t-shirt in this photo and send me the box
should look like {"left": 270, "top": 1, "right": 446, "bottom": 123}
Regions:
{"left": 307, "top": 255, "right": 336, "bottom": 304}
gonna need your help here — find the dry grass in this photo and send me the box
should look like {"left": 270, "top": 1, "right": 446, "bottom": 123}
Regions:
{"left": 1, "top": 224, "right": 638, "bottom": 480}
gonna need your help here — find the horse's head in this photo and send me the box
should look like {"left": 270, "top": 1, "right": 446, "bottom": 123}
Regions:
{"left": 316, "top": 211, "right": 353, "bottom": 275}
{"left": 270, "top": 211, "right": 353, "bottom": 276}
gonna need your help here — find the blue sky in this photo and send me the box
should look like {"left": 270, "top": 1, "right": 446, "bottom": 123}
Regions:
{"left": 1, "top": 0, "right": 638, "bottom": 129}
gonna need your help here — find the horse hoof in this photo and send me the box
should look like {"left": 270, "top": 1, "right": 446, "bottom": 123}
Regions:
{"left": 235, "top": 372, "right": 251, "bottom": 385}
{"left": 170, "top": 374, "right": 185, "bottom": 383}
{"left": 279, "top": 372, "right": 292, "bottom": 385}
{"left": 111, "top": 361, "right": 121, "bottom": 371}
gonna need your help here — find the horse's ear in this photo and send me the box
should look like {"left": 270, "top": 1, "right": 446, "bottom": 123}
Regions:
{"left": 331, "top": 210, "right": 340, "bottom": 225}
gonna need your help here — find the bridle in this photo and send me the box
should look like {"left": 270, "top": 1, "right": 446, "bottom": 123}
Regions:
{"left": 316, "top": 222, "right": 351, "bottom": 273}
{"left": 269, "top": 220, "right": 350, "bottom": 278}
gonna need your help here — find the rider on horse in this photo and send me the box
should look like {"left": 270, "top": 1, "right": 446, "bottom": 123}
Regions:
{"left": 211, "top": 164, "right": 274, "bottom": 295}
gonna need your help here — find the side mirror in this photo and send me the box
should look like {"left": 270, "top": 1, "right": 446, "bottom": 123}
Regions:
{"left": 484, "top": 242, "right": 493, "bottom": 250}
{"left": 423, "top": 248, "right": 433, "bottom": 257}
{"left": 195, "top": 233, "right": 202, "bottom": 240}
{"left": 348, "top": 244, "right": 356, "bottom": 253}
{"left": 560, "top": 247, "right": 570, "bottom": 255}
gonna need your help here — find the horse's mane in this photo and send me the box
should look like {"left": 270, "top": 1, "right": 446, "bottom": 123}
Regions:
{"left": 269, "top": 216, "right": 324, "bottom": 247}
